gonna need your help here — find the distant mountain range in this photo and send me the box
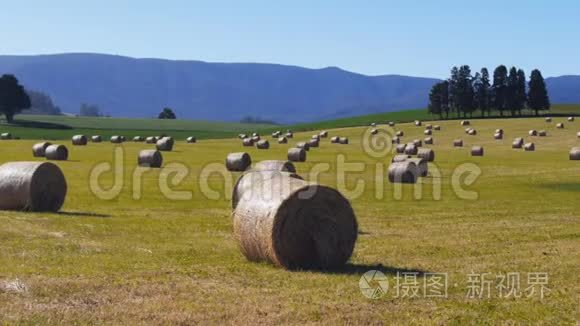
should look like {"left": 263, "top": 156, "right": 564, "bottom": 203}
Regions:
{"left": 0, "top": 53, "right": 578, "bottom": 123}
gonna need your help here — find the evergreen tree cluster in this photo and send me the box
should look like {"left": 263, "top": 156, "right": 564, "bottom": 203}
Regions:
{"left": 428, "top": 65, "right": 550, "bottom": 118}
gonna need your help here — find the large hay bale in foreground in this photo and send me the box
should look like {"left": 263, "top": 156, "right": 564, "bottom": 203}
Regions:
{"left": 287, "top": 148, "right": 306, "bottom": 162}
{"left": 388, "top": 161, "right": 419, "bottom": 184}
{"left": 296, "top": 142, "right": 310, "bottom": 151}
{"left": 242, "top": 138, "right": 254, "bottom": 147}
{"left": 417, "top": 148, "right": 435, "bottom": 162}
{"left": 232, "top": 172, "right": 357, "bottom": 269}
{"left": 524, "top": 143, "right": 535, "bottom": 151}
{"left": 0, "top": 162, "right": 67, "bottom": 212}
{"left": 111, "top": 136, "right": 123, "bottom": 143}
{"left": 186, "top": 136, "right": 197, "bottom": 143}
{"left": 0, "top": 133, "right": 12, "bottom": 140}
{"left": 395, "top": 144, "right": 406, "bottom": 153}
{"left": 256, "top": 140, "right": 270, "bottom": 149}
{"left": 255, "top": 160, "right": 296, "bottom": 173}
{"left": 156, "top": 137, "right": 174, "bottom": 151}
{"left": 338, "top": 137, "right": 349, "bottom": 144}
{"left": 72, "top": 135, "right": 88, "bottom": 146}
{"left": 91, "top": 135, "right": 102, "bottom": 143}
{"left": 138, "top": 150, "right": 163, "bottom": 168}
{"left": 453, "top": 139, "right": 463, "bottom": 147}
{"left": 512, "top": 138, "right": 524, "bottom": 149}
{"left": 407, "top": 158, "right": 428, "bottom": 177}
{"left": 471, "top": 146, "right": 484, "bottom": 156}
{"left": 404, "top": 143, "right": 418, "bottom": 155}
{"left": 226, "top": 152, "right": 252, "bottom": 172}
{"left": 32, "top": 142, "right": 52, "bottom": 157}
{"left": 45, "top": 145, "right": 68, "bottom": 161}
{"left": 570, "top": 147, "right": 580, "bottom": 160}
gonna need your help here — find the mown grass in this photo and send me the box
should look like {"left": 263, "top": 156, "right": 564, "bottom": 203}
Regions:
{"left": 0, "top": 116, "right": 579, "bottom": 324}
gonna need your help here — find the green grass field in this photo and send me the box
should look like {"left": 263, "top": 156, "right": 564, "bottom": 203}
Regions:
{"left": 0, "top": 116, "right": 579, "bottom": 323}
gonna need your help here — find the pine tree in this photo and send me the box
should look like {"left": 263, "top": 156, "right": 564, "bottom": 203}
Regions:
{"left": 448, "top": 66, "right": 460, "bottom": 117}
{"left": 516, "top": 69, "right": 527, "bottom": 115}
{"left": 506, "top": 67, "right": 519, "bottom": 116}
{"left": 428, "top": 83, "right": 443, "bottom": 119}
{"left": 527, "top": 69, "right": 550, "bottom": 116}
{"left": 492, "top": 65, "right": 508, "bottom": 116}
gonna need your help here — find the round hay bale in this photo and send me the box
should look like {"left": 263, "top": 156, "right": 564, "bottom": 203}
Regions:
{"left": 232, "top": 172, "right": 357, "bottom": 269}
{"left": 424, "top": 137, "right": 433, "bottom": 145}
{"left": 577, "top": 132, "right": 580, "bottom": 138}
{"left": 0, "top": 133, "right": 12, "bottom": 140}
{"left": 285, "top": 132, "right": 294, "bottom": 138}
{"left": 417, "top": 148, "right": 435, "bottom": 162}
{"left": 529, "top": 130, "right": 537, "bottom": 136}
{"left": 239, "top": 133, "right": 248, "bottom": 139}
{"left": 494, "top": 132, "right": 503, "bottom": 140}
{"left": 370, "top": 122, "right": 376, "bottom": 127}
{"left": 308, "top": 139, "right": 319, "bottom": 148}
{"left": 545, "top": 117, "right": 552, "bottom": 122}
{"left": 243, "top": 138, "right": 254, "bottom": 147}
{"left": 32, "top": 142, "right": 52, "bottom": 157}
{"left": 538, "top": 130, "right": 547, "bottom": 137}
{"left": 330, "top": 136, "right": 340, "bottom": 143}
{"left": 138, "top": 150, "right": 163, "bottom": 168}
{"left": 524, "top": 143, "right": 535, "bottom": 151}
{"left": 388, "top": 161, "right": 419, "bottom": 184}
{"left": 71, "top": 135, "right": 87, "bottom": 146}
{"left": 338, "top": 137, "right": 349, "bottom": 145}
{"left": 556, "top": 123, "right": 564, "bottom": 129}
{"left": 425, "top": 124, "right": 433, "bottom": 130}
{"left": 413, "top": 139, "right": 422, "bottom": 147}
{"left": 396, "top": 131, "right": 404, "bottom": 137}
{"left": 370, "top": 129, "right": 378, "bottom": 135}
{"left": 272, "top": 131, "right": 281, "bottom": 138}
{"left": 414, "top": 120, "right": 422, "bottom": 126}
{"left": 471, "top": 146, "right": 484, "bottom": 156}
{"left": 568, "top": 116, "right": 575, "bottom": 122}
{"left": 495, "top": 129, "right": 504, "bottom": 135}
{"left": 453, "top": 139, "right": 463, "bottom": 147}
{"left": 404, "top": 143, "right": 418, "bottom": 155}
{"left": 45, "top": 145, "right": 68, "bottom": 161}
{"left": 512, "top": 138, "right": 524, "bottom": 149}
{"left": 156, "top": 137, "right": 174, "bottom": 151}
{"left": 319, "top": 131, "right": 328, "bottom": 138}
{"left": 391, "top": 154, "right": 411, "bottom": 163}
{"left": 461, "top": 120, "right": 470, "bottom": 126}
{"left": 0, "top": 162, "right": 67, "bottom": 212}
{"left": 287, "top": 148, "right": 306, "bottom": 162}
{"left": 186, "top": 136, "right": 197, "bottom": 143}
{"left": 256, "top": 140, "right": 270, "bottom": 149}
{"left": 252, "top": 132, "right": 259, "bottom": 137}
{"left": 278, "top": 137, "right": 288, "bottom": 144}
{"left": 111, "top": 135, "right": 123, "bottom": 143}
{"left": 226, "top": 152, "right": 252, "bottom": 172}
{"left": 468, "top": 129, "right": 477, "bottom": 136}
{"left": 145, "top": 136, "right": 157, "bottom": 144}
{"left": 434, "top": 125, "right": 441, "bottom": 130}
{"left": 120, "top": 136, "right": 127, "bottom": 142}
{"left": 133, "top": 136, "right": 145, "bottom": 142}
{"left": 311, "top": 134, "right": 320, "bottom": 140}
{"left": 465, "top": 128, "right": 472, "bottom": 134}
{"left": 407, "top": 158, "right": 428, "bottom": 177}
{"left": 254, "top": 160, "right": 296, "bottom": 173}
{"left": 424, "top": 129, "right": 432, "bottom": 136}
{"left": 392, "top": 136, "right": 401, "bottom": 144}
{"left": 388, "top": 121, "right": 395, "bottom": 127}
{"left": 395, "top": 144, "right": 406, "bottom": 153}
{"left": 570, "top": 147, "right": 580, "bottom": 160}
{"left": 251, "top": 136, "right": 261, "bottom": 142}
{"left": 296, "top": 142, "right": 310, "bottom": 151}
{"left": 91, "top": 135, "right": 102, "bottom": 143}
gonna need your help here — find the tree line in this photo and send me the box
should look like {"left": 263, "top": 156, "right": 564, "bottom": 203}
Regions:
{"left": 428, "top": 65, "right": 550, "bottom": 119}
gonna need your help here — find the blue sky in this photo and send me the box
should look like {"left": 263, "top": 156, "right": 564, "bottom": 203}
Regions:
{"left": 1, "top": 0, "right": 578, "bottom": 78}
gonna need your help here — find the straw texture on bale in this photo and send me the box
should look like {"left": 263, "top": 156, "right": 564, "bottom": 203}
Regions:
{"left": 254, "top": 160, "right": 296, "bottom": 173}
{"left": 391, "top": 154, "right": 411, "bottom": 163}
{"left": 461, "top": 120, "right": 470, "bottom": 126}
{"left": 111, "top": 136, "right": 123, "bottom": 143}
{"left": 72, "top": 135, "right": 88, "bottom": 146}
{"left": 45, "top": 145, "right": 68, "bottom": 161}
{"left": 570, "top": 147, "right": 580, "bottom": 160}
{"left": 138, "top": 150, "right": 163, "bottom": 168}
{"left": 388, "top": 161, "right": 419, "bottom": 184}
{"left": 407, "top": 158, "right": 428, "bottom": 177}
{"left": 243, "top": 138, "right": 254, "bottom": 146}
{"left": 308, "top": 139, "right": 319, "bottom": 148}
{"left": 538, "top": 130, "right": 547, "bottom": 137}
{"left": 319, "top": 131, "right": 328, "bottom": 138}
{"left": 0, "top": 162, "right": 67, "bottom": 212}
{"left": 145, "top": 136, "right": 156, "bottom": 144}
{"left": 32, "top": 142, "right": 52, "bottom": 157}
{"left": 287, "top": 148, "right": 306, "bottom": 162}
{"left": 434, "top": 125, "right": 441, "bottom": 130}
{"left": 396, "top": 131, "right": 404, "bottom": 137}
{"left": 186, "top": 136, "right": 196, "bottom": 143}
{"left": 339, "top": 137, "right": 349, "bottom": 144}
{"left": 232, "top": 172, "right": 357, "bottom": 269}
{"left": 370, "top": 129, "right": 378, "bottom": 135}
{"left": 91, "top": 135, "right": 102, "bottom": 143}
{"left": 330, "top": 136, "right": 339, "bottom": 143}
{"left": 417, "top": 148, "right": 435, "bottom": 162}
{"left": 512, "top": 138, "right": 524, "bottom": 148}
{"left": 424, "top": 129, "right": 432, "bottom": 136}
{"left": 156, "top": 137, "right": 174, "bottom": 151}
{"left": 424, "top": 137, "right": 433, "bottom": 145}
{"left": 392, "top": 136, "right": 400, "bottom": 144}
{"left": 494, "top": 133, "right": 503, "bottom": 140}
{"left": 296, "top": 142, "right": 310, "bottom": 151}
{"left": 524, "top": 143, "right": 535, "bottom": 151}
{"left": 529, "top": 130, "right": 537, "bottom": 136}
{"left": 471, "top": 146, "right": 484, "bottom": 156}
{"left": 568, "top": 117, "right": 575, "bottom": 122}
{"left": 256, "top": 140, "right": 270, "bottom": 149}
{"left": 278, "top": 137, "right": 288, "bottom": 144}
{"left": 226, "top": 152, "right": 252, "bottom": 172}
{"left": 556, "top": 123, "right": 564, "bottom": 129}
{"left": 413, "top": 139, "right": 422, "bottom": 147}
{"left": 453, "top": 139, "right": 463, "bottom": 147}
{"left": 404, "top": 143, "right": 418, "bottom": 155}
{"left": 0, "top": 133, "right": 12, "bottom": 140}
{"left": 395, "top": 144, "right": 406, "bottom": 153}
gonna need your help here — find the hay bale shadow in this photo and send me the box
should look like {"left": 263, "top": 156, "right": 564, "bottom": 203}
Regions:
{"left": 318, "top": 263, "right": 429, "bottom": 276}
{"left": 57, "top": 211, "right": 111, "bottom": 218}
